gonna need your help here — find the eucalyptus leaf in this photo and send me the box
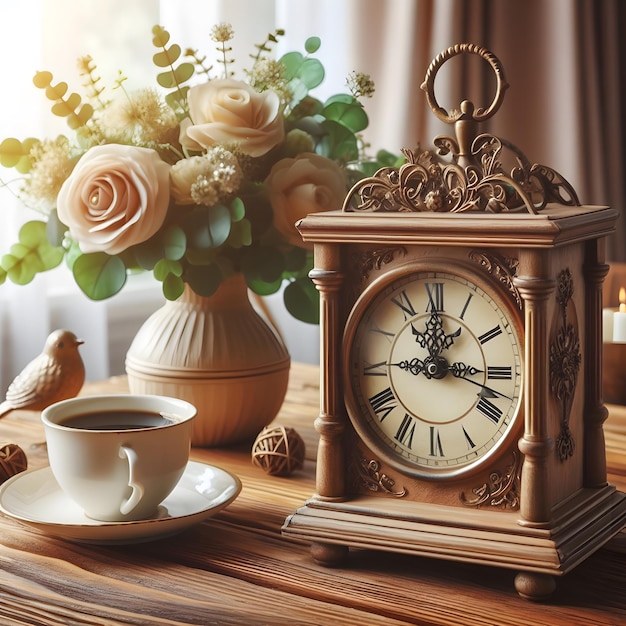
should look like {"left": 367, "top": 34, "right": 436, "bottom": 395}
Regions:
{"left": 227, "top": 219, "right": 252, "bottom": 249}
{"left": 184, "top": 263, "right": 222, "bottom": 297}
{"left": 0, "top": 137, "right": 32, "bottom": 169}
{"left": 162, "top": 273, "right": 185, "bottom": 300}
{"left": 304, "top": 36, "right": 321, "bottom": 54}
{"left": 153, "top": 258, "right": 183, "bottom": 281}
{"left": 317, "top": 120, "right": 359, "bottom": 162}
{"left": 72, "top": 253, "right": 127, "bottom": 300}
{"left": 279, "top": 51, "right": 304, "bottom": 80}
{"left": 162, "top": 225, "right": 186, "bottom": 260}
{"left": 1, "top": 253, "right": 35, "bottom": 284}
{"left": 322, "top": 101, "right": 368, "bottom": 133}
{"left": 1, "top": 221, "right": 64, "bottom": 284}
{"left": 186, "top": 204, "right": 231, "bottom": 250}
{"left": 246, "top": 276, "right": 282, "bottom": 296}
{"left": 298, "top": 58, "right": 324, "bottom": 89}
{"left": 229, "top": 197, "right": 246, "bottom": 222}
{"left": 151, "top": 25, "right": 170, "bottom": 47}
{"left": 284, "top": 278, "right": 320, "bottom": 324}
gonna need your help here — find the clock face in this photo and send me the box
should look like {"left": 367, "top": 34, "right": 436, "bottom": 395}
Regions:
{"left": 344, "top": 264, "right": 523, "bottom": 479}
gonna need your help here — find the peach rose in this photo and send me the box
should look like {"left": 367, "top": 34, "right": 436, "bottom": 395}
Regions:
{"left": 265, "top": 153, "right": 347, "bottom": 248}
{"left": 57, "top": 144, "right": 170, "bottom": 255}
{"left": 180, "top": 79, "right": 284, "bottom": 157}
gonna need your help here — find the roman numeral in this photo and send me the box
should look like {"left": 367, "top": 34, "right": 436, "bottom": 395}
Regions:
{"left": 369, "top": 387, "right": 397, "bottom": 421}
{"left": 390, "top": 290, "right": 416, "bottom": 320}
{"left": 476, "top": 397, "right": 503, "bottom": 424}
{"left": 425, "top": 282, "right": 444, "bottom": 312}
{"left": 459, "top": 293, "right": 473, "bottom": 320}
{"left": 429, "top": 426, "right": 444, "bottom": 457}
{"left": 487, "top": 366, "right": 512, "bottom": 379}
{"left": 369, "top": 324, "right": 394, "bottom": 340}
{"left": 363, "top": 361, "right": 388, "bottom": 377}
{"left": 478, "top": 325, "right": 503, "bottom": 344}
{"left": 395, "top": 414, "right": 416, "bottom": 448}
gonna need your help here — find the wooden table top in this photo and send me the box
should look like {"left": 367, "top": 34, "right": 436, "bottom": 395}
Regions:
{"left": 0, "top": 362, "right": 624, "bottom": 625}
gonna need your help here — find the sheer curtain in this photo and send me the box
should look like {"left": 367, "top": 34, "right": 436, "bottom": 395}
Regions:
{"left": 1, "top": 0, "right": 624, "bottom": 390}
{"left": 0, "top": 0, "right": 164, "bottom": 391}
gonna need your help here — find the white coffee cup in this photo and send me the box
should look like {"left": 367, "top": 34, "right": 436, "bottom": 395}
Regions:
{"left": 42, "top": 394, "right": 197, "bottom": 522}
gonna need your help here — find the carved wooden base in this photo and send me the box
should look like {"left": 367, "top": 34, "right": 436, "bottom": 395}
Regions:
{"left": 282, "top": 485, "right": 626, "bottom": 600}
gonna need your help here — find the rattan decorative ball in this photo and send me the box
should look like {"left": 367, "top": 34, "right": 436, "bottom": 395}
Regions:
{"left": 251, "top": 425, "right": 305, "bottom": 476}
{"left": 0, "top": 443, "right": 27, "bottom": 483}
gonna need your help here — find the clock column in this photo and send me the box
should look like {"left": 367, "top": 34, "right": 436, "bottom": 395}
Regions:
{"left": 514, "top": 254, "right": 556, "bottom": 527}
{"left": 308, "top": 243, "right": 349, "bottom": 565}
{"left": 514, "top": 254, "right": 558, "bottom": 600}
{"left": 583, "top": 243, "right": 610, "bottom": 488}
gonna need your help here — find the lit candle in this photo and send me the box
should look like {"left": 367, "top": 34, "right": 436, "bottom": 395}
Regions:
{"left": 603, "top": 307, "right": 615, "bottom": 343}
{"left": 612, "top": 287, "right": 626, "bottom": 343}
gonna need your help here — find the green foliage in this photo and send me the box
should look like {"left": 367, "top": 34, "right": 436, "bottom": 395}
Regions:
{"left": 33, "top": 71, "right": 94, "bottom": 130}
{"left": 72, "top": 252, "right": 127, "bottom": 300}
{"left": 304, "top": 37, "right": 321, "bottom": 54}
{"left": 284, "top": 277, "right": 319, "bottom": 324}
{"left": 251, "top": 29, "right": 285, "bottom": 65}
{"left": 280, "top": 51, "right": 325, "bottom": 109}
{"left": 184, "top": 204, "right": 232, "bottom": 250}
{"left": 77, "top": 55, "right": 107, "bottom": 109}
{"left": 0, "top": 221, "right": 64, "bottom": 285}
{"left": 152, "top": 25, "right": 195, "bottom": 119}
{"left": 0, "top": 25, "right": 404, "bottom": 327}
{"left": 0, "top": 137, "right": 39, "bottom": 173}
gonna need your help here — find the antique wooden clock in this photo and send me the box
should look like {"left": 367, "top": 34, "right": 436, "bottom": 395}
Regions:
{"left": 282, "top": 44, "right": 626, "bottom": 600}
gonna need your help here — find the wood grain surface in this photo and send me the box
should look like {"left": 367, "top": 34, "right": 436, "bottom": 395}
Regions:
{"left": 0, "top": 363, "right": 623, "bottom": 625}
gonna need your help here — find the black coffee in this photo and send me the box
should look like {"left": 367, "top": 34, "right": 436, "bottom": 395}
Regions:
{"left": 61, "top": 410, "right": 175, "bottom": 431}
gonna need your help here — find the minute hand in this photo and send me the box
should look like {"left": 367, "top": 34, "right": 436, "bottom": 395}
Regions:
{"left": 454, "top": 375, "right": 513, "bottom": 401}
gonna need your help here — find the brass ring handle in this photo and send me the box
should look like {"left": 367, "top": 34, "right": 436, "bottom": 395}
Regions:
{"left": 420, "top": 43, "right": 509, "bottom": 124}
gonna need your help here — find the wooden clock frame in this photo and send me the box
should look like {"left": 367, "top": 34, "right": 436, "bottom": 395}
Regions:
{"left": 282, "top": 44, "right": 626, "bottom": 601}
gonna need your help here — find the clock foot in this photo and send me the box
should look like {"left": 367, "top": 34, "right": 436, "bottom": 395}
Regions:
{"left": 310, "top": 542, "right": 349, "bottom": 567}
{"left": 514, "top": 572, "right": 557, "bottom": 601}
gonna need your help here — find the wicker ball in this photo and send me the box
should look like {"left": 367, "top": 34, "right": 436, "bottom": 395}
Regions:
{"left": 0, "top": 443, "right": 28, "bottom": 483}
{"left": 251, "top": 425, "right": 305, "bottom": 476}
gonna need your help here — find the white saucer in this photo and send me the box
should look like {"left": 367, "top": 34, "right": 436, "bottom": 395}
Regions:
{"left": 0, "top": 460, "right": 241, "bottom": 544}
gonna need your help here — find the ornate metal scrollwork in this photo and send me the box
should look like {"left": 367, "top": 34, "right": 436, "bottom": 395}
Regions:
{"left": 355, "top": 457, "right": 407, "bottom": 498}
{"left": 469, "top": 250, "right": 522, "bottom": 310}
{"left": 550, "top": 269, "right": 580, "bottom": 461}
{"left": 343, "top": 44, "right": 580, "bottom": 216}
{"left": 460, "top": 452, "right": 522, "bottom": 509}
{"left": 353, "top": 246, "right": 408, "bottom": 281}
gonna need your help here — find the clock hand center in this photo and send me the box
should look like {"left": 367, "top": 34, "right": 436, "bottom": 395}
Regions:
{"left": 392, "top": 355, "right": 449, "bottom": 379}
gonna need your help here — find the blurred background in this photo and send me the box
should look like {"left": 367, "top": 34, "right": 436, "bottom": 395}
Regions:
{"left": 1, "top": 0, "right": 624, "bottom": 388}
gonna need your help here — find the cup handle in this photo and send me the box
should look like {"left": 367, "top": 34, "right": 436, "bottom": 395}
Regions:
{"left": 119, "top": 445, "right": 144, "bottom": 516}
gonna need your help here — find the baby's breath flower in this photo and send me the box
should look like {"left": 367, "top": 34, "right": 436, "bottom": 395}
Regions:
{"left": 190, "top": 177, "right": 220, "bottom": 207}
{"left": 22, "top": 137, "right": 75, "bottom": 213}
{"left": 347, "top": 71, "right": 375, "bottom": 98}
{"left": 170, "top": 147, "right": 243, "bottom": 206}
{"left": 101, "top": 88, "right": 177, "bottom": 145}
{"left": 248, "top": 59, "right": 288, "bottom": 95}
{"left": 211, "top": 23, "right": 234, "bottom": 43}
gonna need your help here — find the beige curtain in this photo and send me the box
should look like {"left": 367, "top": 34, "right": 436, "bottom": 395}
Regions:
{"left": 1, "top": 1, "right": 624, "bottom": 389}
{"left": 343, "top": 0, "right": 625, "bottom": 259}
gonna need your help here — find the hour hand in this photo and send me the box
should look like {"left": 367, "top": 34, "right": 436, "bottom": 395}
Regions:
{"left": 412, "top": 312, "right": 461, "bottom": 357}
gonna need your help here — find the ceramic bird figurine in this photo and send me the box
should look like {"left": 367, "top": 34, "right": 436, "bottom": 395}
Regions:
{"left": 0, "top": 329, "right": 85, "bottom": 418}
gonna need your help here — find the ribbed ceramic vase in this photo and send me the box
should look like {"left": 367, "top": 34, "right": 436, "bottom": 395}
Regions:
{"left": 125, "top": 274, "right": 290, "bottom": 447}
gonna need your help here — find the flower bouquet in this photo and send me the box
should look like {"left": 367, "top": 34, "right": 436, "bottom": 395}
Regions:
{"left": 0, "top": 23, "right": 400, "bottom": 323}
